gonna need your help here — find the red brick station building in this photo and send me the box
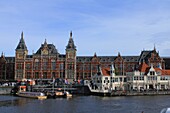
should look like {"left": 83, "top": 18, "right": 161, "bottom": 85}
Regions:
{"left": 0, "top": 32, "right": 170, "bottom": 82}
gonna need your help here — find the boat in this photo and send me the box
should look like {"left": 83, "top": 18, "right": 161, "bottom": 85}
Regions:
{"left": 55, "top": 91, "right": 65, "bottom": 98}
{"left": 64, "top": 91, "right": 72, "bottom": 98}
{"left": 160, "top": 108, "right": 170, "bottom": 113}
{"left": 16, "top": 91, "right": 47, "bottom": 100}
{"left": 46, "top": 91, "right": 65, "bottom": 98}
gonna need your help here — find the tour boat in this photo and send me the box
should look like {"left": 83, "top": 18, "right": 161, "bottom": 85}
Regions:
{"left": 16, "top": 91, "right": 47, "bottom": 100}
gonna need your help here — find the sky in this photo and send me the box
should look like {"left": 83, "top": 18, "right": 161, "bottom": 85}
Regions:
{"left": 0, "top": 0, "right": 170, "bottom": 57}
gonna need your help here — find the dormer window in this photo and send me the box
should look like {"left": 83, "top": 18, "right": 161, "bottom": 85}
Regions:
{"left": 150, "top": 71, "right": 155, "bottom": 75}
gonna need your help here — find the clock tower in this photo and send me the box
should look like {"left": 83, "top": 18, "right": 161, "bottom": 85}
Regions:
{"left": 65, "top": 31, "right": 77, "bottom": 82}
{"left": 15, "top": 32, "right": 28, "bottom": 80}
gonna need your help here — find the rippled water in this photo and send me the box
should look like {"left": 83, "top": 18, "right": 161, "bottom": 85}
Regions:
{"left": 0, "top": 95, "right": 170, "bottom": 113}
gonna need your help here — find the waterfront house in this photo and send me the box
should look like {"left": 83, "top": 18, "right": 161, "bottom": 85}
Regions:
{"left": 126, "top": 61, "right": 170, "bottom": 91}
{"left": 90, "top": 65, "right": 126, "bottom": 92}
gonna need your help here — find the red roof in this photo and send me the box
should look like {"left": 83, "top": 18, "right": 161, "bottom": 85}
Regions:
{"left": 139, "top": 62, "right": 150, "bottom": 72}
{"left": 138, "top": 62, "right": 170, "bottom": 75}
{"left": 161, "top": 70, "right": 170, "bottom": 75}
{"left": 101, "top": 68, "right": 110, "bottom": 76}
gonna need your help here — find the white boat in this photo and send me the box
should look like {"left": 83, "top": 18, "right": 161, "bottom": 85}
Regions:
{"left": 160, "top": 108, "right": 170, "bottom": 113}
{"left": 16, "top": 92, "right": 47, "bottom": 100}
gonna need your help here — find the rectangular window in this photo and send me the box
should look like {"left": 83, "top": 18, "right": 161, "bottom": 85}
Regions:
{"left": 120, "top": 77, "right": 122, "bottom": 82}
{"left": 124, "top": 78, "right": 127, "bottom": 82}
{"left": 60, "top": 64, "right": 64, "bottom": 70}
{"left": 115, "top": 78, "right": 118, "bottom": 82}
{"left": 26, "top": 64, "right": 31, "bottom": 70}
{"left": 26, "top": 72, "right": 31, "bottom": 79}
{"left": 35, "top": 72, "right": 39, "bottom": 79}
{"left": 51, "top": 62, "right": 56, "bottom": 70}
{"left": 18, "top": 64, "right": 22, "bottom": 69}
{"left": 34, "top": 62, "right": 39, "bottom": 70}
{"left": 43, "top": 72, "right": 47, "bottom": 79}
{"left": 43, "top": 62, "right": 48, "bottom": 70}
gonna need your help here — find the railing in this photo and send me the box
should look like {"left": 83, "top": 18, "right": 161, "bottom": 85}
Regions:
{"left": 87, "top": 84, "right": 109, "bottom": 93}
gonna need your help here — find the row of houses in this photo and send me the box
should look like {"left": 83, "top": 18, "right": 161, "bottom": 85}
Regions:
{"left": 91, "top": 62, "right": 170, "bottom": 91}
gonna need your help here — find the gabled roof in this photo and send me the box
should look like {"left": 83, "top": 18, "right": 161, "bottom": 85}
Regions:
{"left": 35, "top": 44, "right": 58, "bottom": 55}
{"left": 138, "top": 62, "right": 150, "bottom": 72}
{"left": 137, "top": 61, "right": 170, "bottom": 75}
{"left": 138, "top": 50, "right": 152, "bottom": 63}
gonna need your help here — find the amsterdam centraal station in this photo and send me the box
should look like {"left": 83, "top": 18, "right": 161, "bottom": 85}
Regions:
{"left": 0, "top": 31, "right": 170, "bottom": 82}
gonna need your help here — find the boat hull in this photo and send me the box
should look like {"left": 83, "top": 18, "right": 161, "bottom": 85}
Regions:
{"left": 17, "top": 92, "right": 47, "bottom": 100}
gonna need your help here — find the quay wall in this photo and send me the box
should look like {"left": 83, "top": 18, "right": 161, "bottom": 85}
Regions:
{"left": 111, "top": 91, "right": 170, "bottom": 96}
{"left": 0, "top": 86, "right": 13, "bottom": 94}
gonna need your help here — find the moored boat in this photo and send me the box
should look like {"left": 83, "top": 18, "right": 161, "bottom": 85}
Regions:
{"left": 55, "top": 91, "right": 65, "bottom": 98}
{"left": 64, "top": 91, "right": 72, "bottom": 98}
{"left": 16, "top": 91, "right": 47, "bottom": 100}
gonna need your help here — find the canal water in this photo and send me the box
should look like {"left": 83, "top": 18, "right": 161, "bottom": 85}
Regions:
{"left": 0, "top": 95, "right": 170, "bottom": 113}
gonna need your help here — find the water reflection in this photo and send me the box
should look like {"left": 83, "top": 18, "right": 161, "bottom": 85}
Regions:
{"left": 0, "top": 96, "right": 33, "bottom": 107}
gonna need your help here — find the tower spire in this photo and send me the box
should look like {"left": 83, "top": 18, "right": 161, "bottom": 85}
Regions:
{"left": 44, "top": 39, "right": 47, "bottom": 46}
{"left": 66, "top": 31, "right": 76, "bottom": 50}
{"left": 118, "top": 52, "right": 121, "bottom": 57}
{"left": 70, "top": 31, "right": 72, "bottom": 38}
{"left": 16, "top": 32, "right": 27, "bottom": 50}
{"left": 154, "top": 44, "right": 156, "bottom": 52}
{"left": 21, "top": 31, "right": 24, "bottom": 39}
{"left": 94, "top": 52, "right": 97, "bottom": 57}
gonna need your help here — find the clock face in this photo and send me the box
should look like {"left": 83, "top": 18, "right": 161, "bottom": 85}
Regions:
{"left": 68, "top": 53, "right": 74, "bottom": 59}
{"left": 42, "top": 49, "right": 48, "bottom": 55}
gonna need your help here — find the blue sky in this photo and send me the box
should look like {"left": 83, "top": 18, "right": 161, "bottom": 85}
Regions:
{"left": 0, "top": 0, "right": 170, "bottom": 57}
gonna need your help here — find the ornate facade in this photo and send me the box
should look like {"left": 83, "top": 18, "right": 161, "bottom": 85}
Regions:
{"left": 0, "top": 31, "right": 170, "bottom": 82}
{"left": 15, "top": 32, "right": 77, "bottom": 82}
